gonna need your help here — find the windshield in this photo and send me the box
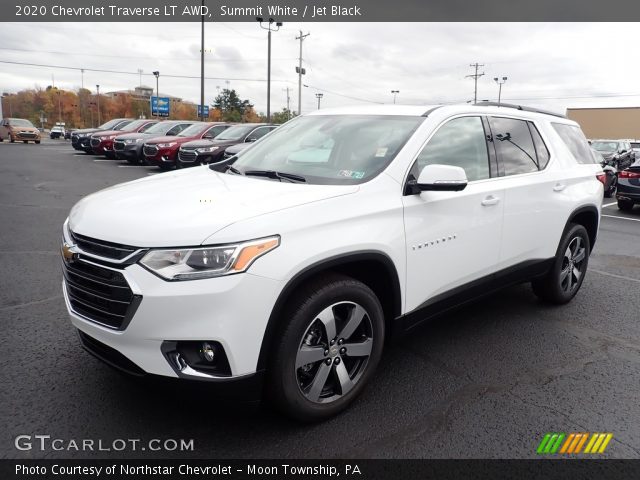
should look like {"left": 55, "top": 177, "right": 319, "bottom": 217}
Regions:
{"left": 144, "top": 122, "right": 180, "bottom": 135}
{"left": 215, "top": 125, "right": 257, "bottom": 141}
{"left": 113, "top": 120, "right": 133, "bottom": 131}
{"left": 177, "top": 123, "right": 206, "bottom": 137}
{"left": 121, "top": 120, "right": 150, "bottom": 132}
{"left": 9, "top": 119, "right": 34, "bottom": 128}
{"left": 99, "top": 119, "right": 125, "bottom": 130}
{"left": 591, "top": 141, "right": 619, "bottom": 152}
{"left": 231, "top": 115, "right": 425, "bottom": 185}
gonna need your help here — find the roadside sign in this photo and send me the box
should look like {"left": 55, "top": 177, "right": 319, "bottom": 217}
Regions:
{"left": 197, "top": 105, "right": 209, "bottom": 117}
{"left": 151, "top": 96, "right": 170, "bottom": 117}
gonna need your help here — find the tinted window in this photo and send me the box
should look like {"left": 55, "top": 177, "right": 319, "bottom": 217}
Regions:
{"left": 248, "top": 127, "right": 273, "bottom": 141}
{"left": 528, "top": 123, "right": 550, "bottom": 169}
{"left": 488, "top": 117, "right": 538, "bottom": 175}
{"left": 552, "top": 123, "right": 595, "bottom": 164}
{"left": 205, "top": 125, "right": 228, "bottom": 138}
{"left": 410, "top": 116, "right": 490, "bottom": 182}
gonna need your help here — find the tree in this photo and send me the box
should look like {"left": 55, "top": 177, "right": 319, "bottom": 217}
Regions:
{"left": 212, "top": 89, "right": 254, "bottom": 122}
{"left": 270, "top": 108, "right": 296, "bottom": 124}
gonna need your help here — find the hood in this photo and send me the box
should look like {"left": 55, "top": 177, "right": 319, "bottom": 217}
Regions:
{"left": 145, "top": 135, "right": 194, "bottom": 145}
{"left": 113, "top": 131, "right": 156, "bottom": 141}
{"left": 68, "top": 167, "right": 359, "bottom": 247}
{"left": 12, "top": 126, "right": 39, "bottom": 133}
{"left": 181, "top": 139, "right": 214, "bottom": 149}
{"left": 73, "top": 128, "right": 101, "bottom": 135}
{"left": 225, "top": 143, "right": 251, "bottom": 155}
{"left": 92, "top": 129, "right": 121, "bottom": 138}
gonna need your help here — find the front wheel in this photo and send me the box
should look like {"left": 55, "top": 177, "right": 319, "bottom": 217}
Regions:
{"left": 532, "top": 223, "right": 590, "bottom": 304}
{"left": 35, "top": 140, "right": 40, "bottom": 144}
{"left": 268, "top": 274, "right": 384, "bottom": 422}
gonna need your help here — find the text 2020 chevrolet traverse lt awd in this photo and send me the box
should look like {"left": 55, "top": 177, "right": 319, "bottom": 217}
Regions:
{"left": 61, "top": 104, "right": 602, "bottom": 421}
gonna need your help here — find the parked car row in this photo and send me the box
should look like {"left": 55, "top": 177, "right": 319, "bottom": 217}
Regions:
{"left": 589, "top": 138, "right": 640, "bottom": 209}
{"left": 70, "top": 118, "right": 278, "bottom": 170}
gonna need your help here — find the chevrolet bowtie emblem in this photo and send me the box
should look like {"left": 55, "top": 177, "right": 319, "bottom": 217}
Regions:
{"left": 61, "top": 243, "right": 78, "bottom": 264}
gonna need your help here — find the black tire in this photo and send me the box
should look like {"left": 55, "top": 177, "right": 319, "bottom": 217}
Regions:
{"left": 618, "top": 199, "right": 634, "bottom": 211}
{"left": 23, "top": 140, "right": 28, "bottom": 144}
{"left": 532, "top": 223, "right": 590, "bottom": 305}
{"left": 604, "top": 176, "right": 617, "bottom": 198}
{"left": 10, "top": 136, "right": 15, "bottom": 143}
{"left": 35, "top": 140, "right": 40, "bottom": 144}
{"left": 158, "top": 164, "right": 172, "bottom": 171}
{"left": 267, "top": 274, "right": 384, "bottom": 422}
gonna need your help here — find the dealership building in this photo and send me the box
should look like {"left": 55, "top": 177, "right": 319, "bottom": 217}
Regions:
{"left": 566, "top": 107, "right": 640, "bottom": 140}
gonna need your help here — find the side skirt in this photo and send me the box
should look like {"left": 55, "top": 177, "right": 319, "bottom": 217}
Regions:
{"left": 396, "top": 258, "right": 554, "bottom": 334}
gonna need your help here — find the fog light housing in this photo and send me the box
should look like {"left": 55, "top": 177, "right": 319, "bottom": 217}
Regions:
{"left": 161, "top": 340, "right": 231, "bottom": 378}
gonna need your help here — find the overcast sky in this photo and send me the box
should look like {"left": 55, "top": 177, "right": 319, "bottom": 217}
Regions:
{"left": 1, "top": 22, "right": 638, "bottom": 115}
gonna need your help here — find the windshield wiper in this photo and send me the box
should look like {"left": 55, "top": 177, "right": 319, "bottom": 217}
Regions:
{"left": 244, "top": 170, "right": 306, "bottom": 183}
{"left": 224, "top": 165, "right": 242, "bottom": 175}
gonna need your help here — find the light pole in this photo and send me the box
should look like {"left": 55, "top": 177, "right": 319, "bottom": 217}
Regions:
{"left": 315, "top": 93, "right": 323, "bottom": 110}
{"left": 152, "top": 71, "right": 160, "bottom": 118}
{"left": 96, "top": 85, "right": 101, "bottom": 125}
{"left": 199, "top": 0, "right": 205, "bottom": 121}
{"left": 391, "top": 90, "right": 399, "bottom": 104}
{"left": 494, "top": 76, "right": 508, "bottom": 105}
{"left": 57, "top": 90, "right": 62, "bottom": 123}
{"left": 257, "top": 17, "right": 283, "bottom": 123}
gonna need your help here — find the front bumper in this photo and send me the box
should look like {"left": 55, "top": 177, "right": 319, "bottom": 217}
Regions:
{"left": 144, "top": 147, "right": 179, "bottom": 165}
{"left": 14, "top": 132, "right": 40, "bottom": 141}
{"left": 63, "top": 261, "right": 283, "bottom": 382}
{"left": 114, "top": 142, "right": 141, "bottom": 159}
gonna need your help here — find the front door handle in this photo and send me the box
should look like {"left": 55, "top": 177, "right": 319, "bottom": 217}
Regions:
{"left": 553, "top": 183, "right": 567, "bottom": 192}
{"left": 481, "top": 195, "right": 500, "bottom": 206}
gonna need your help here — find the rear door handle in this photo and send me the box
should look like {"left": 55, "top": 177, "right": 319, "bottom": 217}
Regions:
{"left": 481, "top": 195, "right": 500, "bottom": 206}
{"left": 553, "top": 183, "right": 567, "bottom": 192}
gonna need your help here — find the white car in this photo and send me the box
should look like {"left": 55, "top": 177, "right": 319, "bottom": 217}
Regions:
{"left": 61, "top": 103, "right": 603, "bottom": 421}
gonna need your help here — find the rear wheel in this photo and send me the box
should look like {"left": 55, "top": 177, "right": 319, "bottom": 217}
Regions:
{"left": 23, "top": 140, "right": 28, "bottom": 144}
{"left": 532, "top": 223, "right": 589, "bottom": 304}
{"left": 604, "top": 175, "right": 617, "bottom": 198}
{"left": 268, "top": 274, "right": 384, "bottom": 422}
{"left": 35, "top": 140, "right": 40, "bottom": 144}
{"left": 618, "top": 199, "right": 634, "bottom": 211}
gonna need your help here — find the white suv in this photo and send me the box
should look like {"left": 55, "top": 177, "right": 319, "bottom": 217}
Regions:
{"left": 61, "top": 103, "right": 603, "bottom": 421}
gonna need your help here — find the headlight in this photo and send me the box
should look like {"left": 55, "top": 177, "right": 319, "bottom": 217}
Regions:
{"left": 196, "top": 146, "right": 219, "bottom": 153}
{"left": 157, "top": 142, "right": 177, "bottom": 148}
{"left": 124, "top": 139, "right": 135, "bottom": 144}
{"left": 139, "top": 236, "right": 280, "bottom": 281}
{"left": 136, "top": 138, "right": 145, "bottom": 143}
{"left": 107, "top": 135, "right": 116, "bottom": 140}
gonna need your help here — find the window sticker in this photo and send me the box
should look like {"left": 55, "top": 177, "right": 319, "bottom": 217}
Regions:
{"left": 338, "top": 170, "right": 365, "bottom": 179}
{"left": 375, "top": 147, "right": 388, "bottom": 157}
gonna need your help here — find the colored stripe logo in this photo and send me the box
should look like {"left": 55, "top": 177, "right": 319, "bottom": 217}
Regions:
{"left": 537, "top": 433, "right": 613, "bottom": 454}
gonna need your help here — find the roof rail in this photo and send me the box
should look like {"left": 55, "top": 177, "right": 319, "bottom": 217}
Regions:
{"left": 474, "top": 101, "right": 567, "bottom": 119}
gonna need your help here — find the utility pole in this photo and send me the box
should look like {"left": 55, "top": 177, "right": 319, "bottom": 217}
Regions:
{"left": 391, "top": 90, "right": 399, "bottom": 104}
{"left": 81, "top": 69, "right": 84, "bottom": 89}
{"left": 199, "top": 0, "right": 205, "bottom": 121}
{"left": 283, "top": 87, "right": 291, "bottom": 119}
{"left": 466, "top": 63, "right": 485, "bottom": 104}
{"left": 57, "top": 90, "right": 62, "bottom": 123}
{"left": 152, "top": 71, "right": 160, "bottom": 119}
{"left": 315, "top": 93, "right": 323, "bottom": 110}
{"left": 257, "top": 18, "right": 283, "bottom": 123}
{"left": 137, "top": 69, "right": 143, "bottom": 87}
{"left": 296, "top": 30, "right": 310, "bottom": 116}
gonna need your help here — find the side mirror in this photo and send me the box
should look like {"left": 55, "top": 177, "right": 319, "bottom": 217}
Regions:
{"left": 246, "top": 137, "right": 257, "bottom": 143}
{"left": 203, "top": 134, "right": 213, "bottom": 139}
{"left": 416, "top": 164, "right": 468, "bottom": 192}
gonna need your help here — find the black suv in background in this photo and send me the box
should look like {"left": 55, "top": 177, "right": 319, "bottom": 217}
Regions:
{"left": 591, "top": 139, "right": 636, "bottom": 170}
{"left": 113, "top": 120, "right": 196, "bottom": 163}
{"left": 177, "top": 123, "right": 277, "bottom": 168}
{"left": 71, "top": 118, "right": 132, "bottom": 151}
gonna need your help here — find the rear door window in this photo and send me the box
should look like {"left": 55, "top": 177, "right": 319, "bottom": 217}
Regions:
{"left": 487, "top": 117, "right": 539, "bottom": 176}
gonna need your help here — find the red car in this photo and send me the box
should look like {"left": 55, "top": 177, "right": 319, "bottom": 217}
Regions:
{"left": 143, "top": 122, "right": 228, "bottom": 170}
{"left": 90, "top": 119, "right": 158, "bottom": 158}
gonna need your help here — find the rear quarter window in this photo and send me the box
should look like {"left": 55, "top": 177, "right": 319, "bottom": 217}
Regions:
{"left": 551, "top": 123, "right": 595, "bottom": 164}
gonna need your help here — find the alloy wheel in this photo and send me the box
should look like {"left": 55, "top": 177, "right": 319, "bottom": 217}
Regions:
{"left": 296, "top": 301, "right": 373, "bottom": 404}
{"left": 560, "top": 236, "right": 587, "bottom": 294}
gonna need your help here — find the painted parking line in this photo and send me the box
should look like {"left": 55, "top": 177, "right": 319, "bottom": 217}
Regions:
{"left": 601, "top": 214, "right": 640, "bottom": 223}
{"left": 591, "top": 269, "right": 640, "bottom": 283}
{"left": 93, "top": 159, "right": 114, "bottom": 162}
{"left": 602, "top": 202, "right": 618, "bottom": 208}
{"left": 118, "top": 164, "right": 151, "bottom": 168}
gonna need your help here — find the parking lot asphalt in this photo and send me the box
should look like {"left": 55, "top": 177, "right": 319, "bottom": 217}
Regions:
{"left": 1, "top": 139, "right": 639, "bottom": 459}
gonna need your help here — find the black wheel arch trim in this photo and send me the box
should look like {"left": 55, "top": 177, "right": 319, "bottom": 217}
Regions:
{"left": 565, "top": 204, "right": 600, "bottom": 250}
{"left": 256, "top": 250, "right": 402, "bottom": 371}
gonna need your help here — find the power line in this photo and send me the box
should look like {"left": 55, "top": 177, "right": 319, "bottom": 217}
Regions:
{"left": 0, "top": 59, "right": 294, "bottom": 84}
{"left": 304, "top": 84, "right": 384, "bottom": 104}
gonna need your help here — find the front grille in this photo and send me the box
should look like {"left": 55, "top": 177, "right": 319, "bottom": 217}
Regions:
{"left": 19, "top": 131, "right": 37, "bottom": 138}
{"left": 70, "top": 231, "right": 138, "bottom": 260}
{"left": 113, "top": 140, "right": 125, "bottom": 151}
{"left": 178, "top": 149, "right": 197, "bottom": 162}
{"left": 143, "top": 145, "right": 158, "bottom": 156}
{"left": 63, "top": 259, "right": 140, "bottom": 330}
{"left": 80, "top": 138, "right": 90, "bottom": 147}
{"left": 90, "top": 138, "right": 101, "bottom": 147}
